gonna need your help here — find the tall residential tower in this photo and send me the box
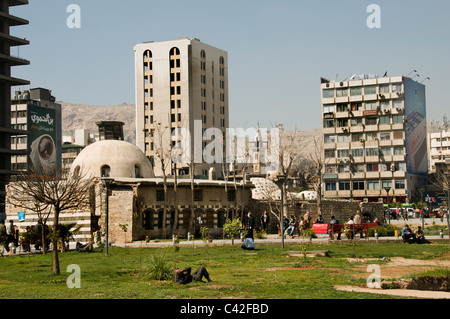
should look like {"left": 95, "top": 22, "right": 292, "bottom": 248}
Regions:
{"left": 134, "top": 37, "right": 229, "bottom": 178}
{"left": 0, "top": 0, "right": 29, "bottom": 216}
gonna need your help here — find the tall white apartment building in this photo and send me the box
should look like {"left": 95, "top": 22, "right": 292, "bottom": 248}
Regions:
{"left": 429, "top": 130, "right": 450, "bottom": 172}
{"left": 320, "top": 75, "right": 428, "bottom": 204}
{"left": 134, "top": 38, "right": 229, "bottom": 178}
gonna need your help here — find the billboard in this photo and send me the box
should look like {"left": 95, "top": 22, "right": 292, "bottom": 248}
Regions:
{"left": 404, "top": 79, "right": 427, "bottom": 175}
{"left": 27, "top": 104, "right": 59, "bottom": 176}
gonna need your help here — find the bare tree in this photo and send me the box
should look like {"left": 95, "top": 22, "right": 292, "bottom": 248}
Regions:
{"left": 308, "top": 136, "right": 324, "bottom": 214}
{"left": 153, "top": 120, "right": 172, "bottom": 238}
{"left": 6, "top": 168, "right": 93, "bottom": 275}
{"left": 274, "top": 124, "right": 304, "bottom": 216}
{"left": 429, "top": 162, "right": 450, "bottom": 238}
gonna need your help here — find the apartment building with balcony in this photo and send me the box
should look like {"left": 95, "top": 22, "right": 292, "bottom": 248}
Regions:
{"left": 134, "top": 37, "right": 229, "bottom": 178}
{"left": 10, "top": 88, "right": 62, "bottom": 176}
{"left": 320, "top": 74, "right": 428, "bottom": 204}
{"left": 429, "top": 130, "right": 450, "bottom": 172}
{"left": 0, "top": 0, "right": 29, "bottom": 216}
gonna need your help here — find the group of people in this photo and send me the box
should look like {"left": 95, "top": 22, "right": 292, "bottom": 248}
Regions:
{"left": 401, "top": 224, "right": 426, "bottom": 244}
{"left": 0, "top": 220, "right": 18, "bottom": 253}
{"left": 280, "top": 212, "right": 316, "bottom": 237}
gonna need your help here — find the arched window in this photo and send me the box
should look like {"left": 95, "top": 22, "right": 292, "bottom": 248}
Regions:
{"left": 143, "top": 209, "right": 154, "bottom": 230}
{"left": 101, "top": 165, "right": 110, "bottom": 177}
{"left": 216, "top": 209, "right": 227, "bottom": 228}
{"left": 135, "top": 165, "right": 141, "bottom": 178}
{"left": 144, "top": 50, "right": 152, "bottom": 59}
{"left": 170, "top": 47, "right": 180, "bottom": 55}
{"left": 206, "top": 210, "right": 214, "bottom": 228}
{"left": 157, "top": 209, "right": 164, "bottom": 229}
{"left": 182, "top": 210, "right": 191, "bottom": 229}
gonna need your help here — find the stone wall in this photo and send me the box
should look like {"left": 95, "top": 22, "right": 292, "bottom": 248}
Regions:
{"left": 107, "top": 187, "right": 135, "bottom": 243}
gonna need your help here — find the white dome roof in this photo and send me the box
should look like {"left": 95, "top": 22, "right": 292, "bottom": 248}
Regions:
{"left": 70, "top": 140, "right": 155, "bottom": 179}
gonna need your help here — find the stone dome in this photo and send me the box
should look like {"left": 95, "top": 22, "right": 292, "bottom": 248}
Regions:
{"left": 70, "top": 140, "right": 155, "bottom": 179}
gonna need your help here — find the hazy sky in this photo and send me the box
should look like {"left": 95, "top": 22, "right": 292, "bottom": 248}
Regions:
{"left": 10, "top": 0, "right": 450, "bottom": 131}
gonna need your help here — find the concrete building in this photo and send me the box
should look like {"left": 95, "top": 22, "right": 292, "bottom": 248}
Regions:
{"left": 429, "top": 130, "right": 450, "bottom": 172}
{"left": 134, "top": 37, "right": 229, "bottom": 178}
{"left": 10, "top": 87, "right": 62, "bottom": 176}
{"left": 320, "top": 74, "right": 428, "bottom": 204}
{"left": 0, "top": 0, "right": 29, "bottom": 217}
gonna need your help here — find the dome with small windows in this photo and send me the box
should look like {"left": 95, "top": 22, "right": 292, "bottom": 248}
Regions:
{"left": 70, "top": 140, "right": 154, "bottom": 179}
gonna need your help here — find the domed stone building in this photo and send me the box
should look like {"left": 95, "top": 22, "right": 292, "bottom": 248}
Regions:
{"left": 6, "top": 120, "right": 253, "bottom": 245}
{"left": 70, "top": 139, "right": 155, "bottom": 179}
{"left": 73, "top": 138, "right": 253, "bottom": 243}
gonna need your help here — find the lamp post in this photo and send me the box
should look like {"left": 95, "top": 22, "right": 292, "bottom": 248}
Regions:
{"left": 274, "top": 174, "right": 287, "bottom": 249}
{"left": 102, "top": 177, "right": 114, "bottom": 255}
{"left": 384, "top": 187, "right": 391, "bottom": 224}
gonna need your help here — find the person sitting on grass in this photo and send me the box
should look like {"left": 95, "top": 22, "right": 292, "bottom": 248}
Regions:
{"left": 175, "top": 266, "right": 212, "bottom": 285}
{"left": 414, "top": 226, "right": 425, "bottom": 244}
{"left": 401, "top": 224, "right": 417, "bottom": 244}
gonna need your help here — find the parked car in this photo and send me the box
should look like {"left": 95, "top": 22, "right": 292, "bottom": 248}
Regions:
{"left": 406, "top": 208, "right": 415, "bottom": 217}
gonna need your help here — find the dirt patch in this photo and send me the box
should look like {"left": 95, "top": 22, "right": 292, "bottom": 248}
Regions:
{"left": 381, "top": 276, "right": 450, "bottom": 292}
{"left": 334, "top": 285, "right": 450, "bottom": 299}
{"left": 345, "top": 257, "right": 450, "bottom": 279}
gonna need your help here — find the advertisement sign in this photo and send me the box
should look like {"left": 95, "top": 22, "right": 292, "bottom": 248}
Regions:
{"left": 404, "top": 80, "right": 427, "bottom": 175}
{"left": 27, "top": 105, "right": 58, "bottom": 176}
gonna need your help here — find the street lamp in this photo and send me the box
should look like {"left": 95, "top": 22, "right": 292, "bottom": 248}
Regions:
{"left": 384, "top": 187, "right": 391, "bottom": 224}
{"left": 274, "top": 174, "right": 287, "bottom": 248}
{"left": 102, "top": 177, "right": 114, "bottom": 255}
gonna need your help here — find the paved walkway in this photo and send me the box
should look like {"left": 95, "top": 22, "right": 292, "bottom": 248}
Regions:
{"left": 2, "top": 218, "right": 448, "bottom": 254}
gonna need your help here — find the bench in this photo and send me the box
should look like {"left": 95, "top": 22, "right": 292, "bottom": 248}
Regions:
{"left": 331, "top": 223, "right": 379, "bottom": 239}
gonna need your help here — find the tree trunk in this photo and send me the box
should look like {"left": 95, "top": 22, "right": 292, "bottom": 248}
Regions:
{"left": 41, "top": 222, "right": 47, "bottom": 255}
{"left": 52, "top": 209, "right": 60, "bottom": 275}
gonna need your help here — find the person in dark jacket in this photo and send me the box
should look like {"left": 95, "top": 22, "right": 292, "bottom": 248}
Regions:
{"left": 328, "top": 215, "right": 341, "bottom": 240}
{"left": 260, "top": 211, "right": 270, "bottom": 233}
{"left": 175, "top": 267, "right": 212, "bottom": 284}
{"left": 246, "top": 212, "right": 255, "bottom": 239}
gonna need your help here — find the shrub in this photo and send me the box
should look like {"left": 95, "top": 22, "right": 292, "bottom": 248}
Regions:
{"left": 142, "top": 253, "right": 174, "bottom": 281}
{"left": 368, "top": 224, "right": 401, "bottom": 237}
{"left": 254, "top": 227, "right": 266, "bottom": 239}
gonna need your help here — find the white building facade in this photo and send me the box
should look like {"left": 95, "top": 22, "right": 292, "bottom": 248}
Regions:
{"left": 134, "top": 37, "right": 229, "bottom": 178}
{"left": 320, "top": 75, "right": 428, "bottom": 204}
{"left": 429, "top": 130, "right": 450, "bottom": 172}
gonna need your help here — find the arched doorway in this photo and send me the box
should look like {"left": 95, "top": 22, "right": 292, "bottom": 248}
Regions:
{"left": 193, "top": 209, "right": 204, "bottom": 238}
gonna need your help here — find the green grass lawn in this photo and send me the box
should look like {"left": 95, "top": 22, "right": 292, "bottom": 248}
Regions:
{"left": 0, "top": 241, "right": 448, "bottom": 299}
